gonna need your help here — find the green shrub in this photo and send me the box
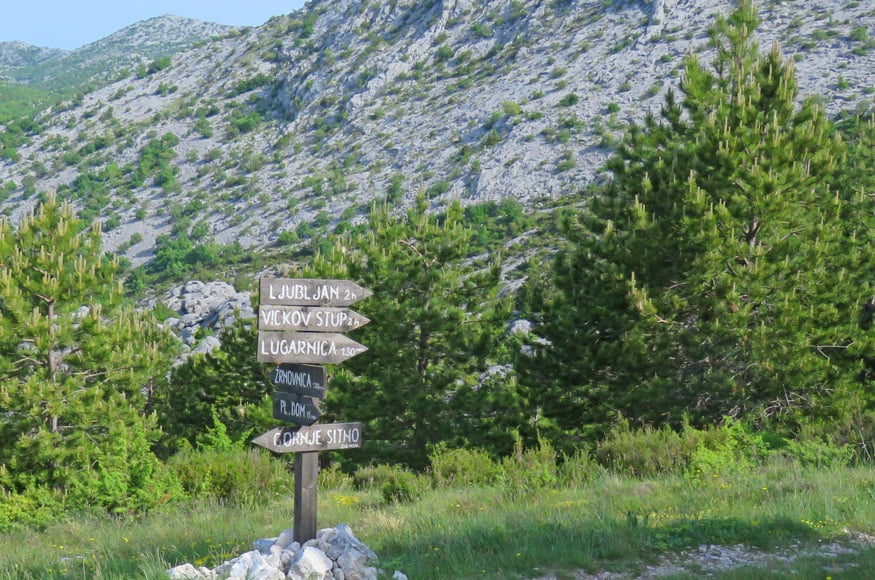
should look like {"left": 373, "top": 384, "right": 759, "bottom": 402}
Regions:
{"left": 166, "top": 448, "right": 290, "bottom": 503}
{"left": 498, "top": 436, "right": 558, "bottom": 500}
{"left": 0, "top": 486, "right": 63, "bottom": 532}
{"left": 557, "top": 449, "right": 602, "bottom": 487}
{"left": 596, "top": 419, "right": 697, "bottom": 477}
{"left": 426, "top": 180, "right": 451, "bottom": 198}
{"left": 318, "top": 464, "right": 354, "bottom": 490}
{"left": 381, "top": 470, "right": 428, "bottom": 504}
{"left": 776, "top": 434, "right": 854, "bottom": 468}
{"left": 352, "top": 463, "right": 411, "bottom": 490}
{"left": 558, "top": 93, "right": 579, "bottom": 107}
{"left": 428, "top": 445, "right": 501, "bottom": 487}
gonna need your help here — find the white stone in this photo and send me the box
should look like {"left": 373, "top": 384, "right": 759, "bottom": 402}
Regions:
{"left": 288, "top": 546, "right": 333, "bottom": 579}
{"left": 167, "top": 563, "right": 210, "bottom": 579}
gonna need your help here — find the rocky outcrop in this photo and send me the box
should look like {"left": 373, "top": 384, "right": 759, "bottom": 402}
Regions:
{"left": 166, "top": 523, "right": 394, "bottom": 580}
{"left": 1, "top": 0, "right": 873, "bottom": 266}
{"left": 154, "top": 280, "right": 255, "bottom": 356}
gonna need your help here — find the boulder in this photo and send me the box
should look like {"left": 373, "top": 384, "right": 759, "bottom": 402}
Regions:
{"left": 288, "top": 546, "right": 333, "bottom": 579}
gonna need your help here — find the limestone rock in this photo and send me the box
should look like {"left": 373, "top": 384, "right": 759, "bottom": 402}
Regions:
{"left": 288, "top": 546, "right": 333, "bottom": 579}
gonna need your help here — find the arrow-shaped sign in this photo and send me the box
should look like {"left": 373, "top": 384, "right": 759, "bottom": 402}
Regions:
{"left": 260, "top": 278, "right": 372, "bottom": 307}
{"left": 257, "top": 331, "right": 368, "bottom": 364}
{"left": 273, "top": 392, "right": 321, "bottom": 425}
{"left": 259, "top": 305, "right": 370, "bottom": 332}
{"left": 272, "top": 364, "right": 328, "bottom": 399}
{"left": 253, "top": 422, "right": 364, "bottom": 453}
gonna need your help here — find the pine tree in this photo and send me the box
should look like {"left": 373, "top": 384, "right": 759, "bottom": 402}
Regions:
{"left": 310, "top": 197, "right": 516, "bottom": 468}
{"left": 523, "top": 0, "right": 873, "bottom": 439}
{"left": 154, "top": 316, "right": 274, "bottom": 456}
{"left": 0, "top": 194, "right": 178, "bottom": 512}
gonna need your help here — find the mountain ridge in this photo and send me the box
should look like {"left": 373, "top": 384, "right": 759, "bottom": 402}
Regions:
{"left": 0, "top": 15, "right": 236, "bottom": 93}
{"left": 0, "top": 0, "right": 872, "bottom": 268}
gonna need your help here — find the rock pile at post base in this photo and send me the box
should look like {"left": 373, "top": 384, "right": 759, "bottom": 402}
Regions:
{"left": 166, "top": 523, "right": 402, "bottom": 580}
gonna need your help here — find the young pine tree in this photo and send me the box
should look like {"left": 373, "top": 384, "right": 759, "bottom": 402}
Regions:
{"left": 523, "top": 0, "right": 874, "bottom": 440}
{"left": 310, "top": 197, "right": 517, "bottom": 468}
{"left": 0, "top": 194, "right": 179, "bottom": 513}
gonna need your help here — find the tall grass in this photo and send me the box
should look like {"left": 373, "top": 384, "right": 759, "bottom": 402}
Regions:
{"left": 4, "top": 423, "right": 875, "bottom": 578}
{"left": 3, "top": 461, "right": 875, "bottom": 578}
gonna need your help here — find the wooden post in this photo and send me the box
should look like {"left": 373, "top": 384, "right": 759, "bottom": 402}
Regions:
{"left": 256, "top": 278, "right": 371, "bottom": 545}
{"left": 294, "top": 451, "right": 319, "bottom": 543}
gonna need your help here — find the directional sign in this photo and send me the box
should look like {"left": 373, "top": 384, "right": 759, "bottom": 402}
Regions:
{"left": 259, "top": 305, "right": 370, "bottom": 333}
{"left": 252, "top": 422, "right": 364, "bottom": 453}
{"left": 257, "top": 331, "right": 368, "bottom": 364}
{"left": 272, "top": 364, "right": 328, "bottom": 399}
{"left": 273, "top": 392, "right": 321, "bottom": 425}
{"left": 260, "top": 278, "right": 372, "bottom": 307}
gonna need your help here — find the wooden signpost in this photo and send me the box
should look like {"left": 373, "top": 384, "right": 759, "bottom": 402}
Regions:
{"left": 256, "top": 331, "right": 368, "bottom": 364}
{"left": 252, "top": 422, "right": 364, "bottom": 453}
{"left": 259, "top": 305, "right": 370, "bottom": 332}
{"left": 253, "top": 277, "right": 370, "bottom": 544}
{"left": 272, "top": 363, "right": 328, "bottom": 399}
{"left": 272, "top": 391, "right": 322, "bottom": 425}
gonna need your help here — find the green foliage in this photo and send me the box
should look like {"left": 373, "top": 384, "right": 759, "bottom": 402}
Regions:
{"left": 166, "top": 448, "right": 289, "bottom": 503}
{"left": 139, "top": 56, "right": 172, "bottom": 78}
{"left": 309, "top": 197, "right": 515, "bottom": 468}
{"left": 154, "top": 319, "right": 271, "bottom": 456}
{"left": 230, "top": 73, "right": 273, "bottom": 96}
{"left": 0, "top": 195, "right": 179, "bottom": 517}
{"left": 497, "top": 436, "right": 558, "bottom": 500}
{"left": 352, "top": 463, "right": 412, "bottom": 490}
{"left": 227, "top": 108, "right": 265, "bottom": 136}
{"left": 593, "top": 417, "right": 854, "bottom": 479}
{"left": 435, "top": 44, "right": 454, "bottom": 63}
{"left": 463, "top": 199, "right": 534, "bottom": 252}
{"left": 596, "top": 419, "right": 698, "bottom": 477}
{"left": 0, "top": 486, "right": 62, "bottom": 532}
{"left": 558, "top": 93, "right": 579, "bottom": 106}
{"left": 428, "top": 444, "right": 502, "bottom": 487}
{"left": 425, "top": 180, "right": 451, "bottom": 198}
{"left": 386, "top": 173, "right": 405, "bottom": 203}
{"left": 521, "top": 0, "right": 875, "bottom": 446}
{"left": 0, "top": 108, "right": 40, "bottom": 161}
{"left": 380, "top": 469, "right": 428, "bottom": 504}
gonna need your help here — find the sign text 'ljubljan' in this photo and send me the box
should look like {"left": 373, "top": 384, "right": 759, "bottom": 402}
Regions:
{"left": 260, "top": 278, "right": 371, "bottom": 307}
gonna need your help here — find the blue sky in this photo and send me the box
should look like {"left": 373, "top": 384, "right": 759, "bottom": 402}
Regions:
{"left": 0, "top": 1, "right": 307, "bottom": 50}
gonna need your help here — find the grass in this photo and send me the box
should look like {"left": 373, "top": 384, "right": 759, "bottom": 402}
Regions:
{"left": 3, "top": 461, "right": 875, "bottom": 578}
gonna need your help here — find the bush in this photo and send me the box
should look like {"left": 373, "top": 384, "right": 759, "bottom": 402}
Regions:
{"left": 428, "top": 445, "right": 501, "bottom": 487}
{"left": 351, "top": 464, "right": 428, "bottom": 504}
{"left": 352, "top": 463, "right": 410, "bottom": 490}
{"left": 557, "top": 449, "right": 603, "bottom": 487}
{"left": 498, "top": 436, "right": 558, "bottom": 500}
{"left": 166, "top": 448, "right": 290, "bottom": 503}
{"left": 381, "top": 470, "right": 428, "bottom": 504}
{"left": 558, "top": 93, "right": 579, "bottom": 107}
{"left": 318, "top": 464, "right": 354, "bottom": 490}
{"left": 0, "top": 486, "right": 63, "bottom": 532}
{"left": 596, "top": 419, "right": 697, "bottom": 477}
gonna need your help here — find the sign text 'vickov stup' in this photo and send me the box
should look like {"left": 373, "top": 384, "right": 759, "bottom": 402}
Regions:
{"left": 259, "top": 305, "right": 370, "bottom": 333}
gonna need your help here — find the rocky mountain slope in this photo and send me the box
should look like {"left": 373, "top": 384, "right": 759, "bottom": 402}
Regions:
{"left": 0, "top": 16, "right": 235, "bottom": 93}
{"left": 0, "top": 0, "right": 872, "bottom": 267}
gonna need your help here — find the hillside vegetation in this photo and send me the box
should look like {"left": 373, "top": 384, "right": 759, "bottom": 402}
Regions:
{"left": 1, "top": 3, "right": 875, "bottom": 576}
{"left": 0, "top": 0, "right": 872, "bottom": 265}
